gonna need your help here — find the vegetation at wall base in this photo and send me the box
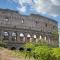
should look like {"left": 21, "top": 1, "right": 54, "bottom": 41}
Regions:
{"left": 8, "top": 42, "right": 60, "bottom": 60}
{"left": 24, "top": 42, "right": 60, "bottom": 60}
{"left": 0, "top": 39, "right": 60, "bottom": 60}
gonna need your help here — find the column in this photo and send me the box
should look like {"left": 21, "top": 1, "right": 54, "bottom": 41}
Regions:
{"left": 17, "top": 32, "right": 20, "bottom": 42}
{"left": 9, "top": 32, "right": 12, "bottom": 42}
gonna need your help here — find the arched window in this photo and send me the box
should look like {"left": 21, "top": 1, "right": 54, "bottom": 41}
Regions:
{"left": 27, "top": 34, "right": 31, "bottom": 38}
{"left": 32, "top": 35, "right": 36, "bottom": 42}
{"left": 27, "top": 34, "right": 31, "bottom": 42}
{"left": 33, "top": 35, "right": 36, "bottom": 39}
{"left": 20, "top": 33, "right": 24, "bottom": 42}
{"left": 40, "top": 35, "right": 42, "bottom": 40}
{"left": 12, "top": 32, "right": 16, "bottom": 36}
{"left": 3, "top": 32, "right": 9, "bottom": 40}
{"left": 4, "top": 32, "right": 8, "bottom": 36}
{"left": 44, "top": 36, "right": 46, "bottom": 41}
{"left": 20, "top": 33, "right": 24, "bottom": 37}
{"left": 22, "top": 19, "right": 24, "bottom": 24}
{"left": 12, "top": 32, "right": 16, "bottom": 41}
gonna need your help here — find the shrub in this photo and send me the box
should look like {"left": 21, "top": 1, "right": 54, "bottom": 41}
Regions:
{"left": 52, "top": 48, "right": 60, "bottom": 60}
{"left": 32, "top": 46, "right": 53, "bottom": 60}
{"left": 24, "top": 42, "right": 60, "bottom": 60}
{"left": 25, "top": 43, "right": 35, "bottom": 49}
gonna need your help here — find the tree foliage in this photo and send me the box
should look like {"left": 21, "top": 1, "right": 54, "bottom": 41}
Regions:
{"left": 52, "top": 31, "right": 59, "bottom": 40}
{"left": 24, "top": 43, "right": 60, "bottom": 60}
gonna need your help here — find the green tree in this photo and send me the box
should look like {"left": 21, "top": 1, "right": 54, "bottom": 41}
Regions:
{"left": 52, "top": 31, "right": 59, "bottom": 40}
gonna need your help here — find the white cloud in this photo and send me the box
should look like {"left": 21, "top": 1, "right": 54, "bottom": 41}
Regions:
{"left": 51, "top": 0, "right": 60, "bottom": 6}
{"left": 17, "top": 6, "right": 26, "bottom": 13}
{"left": 42, "top": 12, "right": 47, "bottom": 14}
{"left": 48, "top": 14, "right": 58, "bottom": 17}
{"left": 52, "top": 15, "right": 58, "bottom": 17}
{"left": 8, "top": 0, "right": 60, "bottom": 16}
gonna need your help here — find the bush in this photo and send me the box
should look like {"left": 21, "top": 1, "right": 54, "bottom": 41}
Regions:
{"left": 24, "top": 43, "right": 60, "bottom": 60}
{"left": 52, "top": 48, "right": 60, "bottom": 60}
{"left": 24, "top": 43, "right": 35, "bottom": 59}
{"left": 25, "top": 43, "right": 35, "bottom": 49}
{"left": 32, "top": 46, "right": 53, "bottom": 60}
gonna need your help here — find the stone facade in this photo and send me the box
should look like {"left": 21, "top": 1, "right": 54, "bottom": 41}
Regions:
{"left": 0, "top": 9, "right": 58, "bottom": 49}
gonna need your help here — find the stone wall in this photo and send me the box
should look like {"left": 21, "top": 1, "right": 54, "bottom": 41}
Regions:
{"left": 0, "top": 9, "right": 58, "bottom": 49}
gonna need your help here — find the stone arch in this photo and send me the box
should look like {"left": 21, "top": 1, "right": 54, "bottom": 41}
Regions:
{"left": 40, "top": 35, "right": 42, "bottom": 40}
{"left": 19, "top": 33, "right": 25, "bottom": 42}
{"left": 20, "top": 33, "right": 24, "bottom": 37}
{"left": 27, "top": 34, "right": 31, "bottom": 38}
{"left": 12, "top": 32, "right": 17, "bottom": 41}
{"left": 11, "top": 47, "right": 16, "bottom": 50}
{"left": 33, "top": 35, "right": 36, "bottom": 39}
{"left": 26, "top": 34, "right": 31, "bottom": 42}
{"left": 4, "top": 32, "right": 9, "bottom": 36}
{"left": 12, "top": 32, "right": 16, "bottom": 36}
{"left": 3, "top": 31, "right": 9, "bottom": 40}
{"left": 26, "top": 48, "right": 32, "bottom": 52}
{"left": 44, "top": 36, "right": 47, "bottom": 41}
{"left": 19, "top": 47, "right": 24, "bottom": 51}
{"left": 33, "top": 34, "right": 37, "bottom": 42}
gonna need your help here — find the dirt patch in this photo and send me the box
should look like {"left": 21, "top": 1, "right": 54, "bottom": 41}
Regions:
{"left": 0, "top": 49, "right": 21, "bottom": 60}
{"left": 0, "top": 48, "right": 34, "bottom": 60}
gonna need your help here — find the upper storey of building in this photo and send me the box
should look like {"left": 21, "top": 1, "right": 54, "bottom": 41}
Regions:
{"left": 0, "top": 9, "right": 58, "bottom": 33}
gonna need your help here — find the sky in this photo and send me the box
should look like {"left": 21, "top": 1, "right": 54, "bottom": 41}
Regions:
{"left": 0, "top": 0, "right": 60, "bottom": 28}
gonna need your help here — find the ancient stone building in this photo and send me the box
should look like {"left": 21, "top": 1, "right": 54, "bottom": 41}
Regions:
{"left": 0, "top": 9, "right": 58, "bottom": 49}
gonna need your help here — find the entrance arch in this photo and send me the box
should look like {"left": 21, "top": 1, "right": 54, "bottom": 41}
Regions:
{"left": 11, "top": 47, "right": 16, "bottom": 50}
{"left": 19, "top": 47, "right": 24, "bottom": 51}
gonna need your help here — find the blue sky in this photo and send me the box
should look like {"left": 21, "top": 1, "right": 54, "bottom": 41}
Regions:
{"left": 0, "top": 0, "right": 60, "bottom": 28}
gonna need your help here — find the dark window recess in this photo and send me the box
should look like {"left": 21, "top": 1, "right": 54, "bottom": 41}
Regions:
{"left": 12, "top": 37, "right": 16, "bottom": 41}
{"left": 5, "top": 16, "right": 9, "bottom": 19}
{"left": 45, "top": 23, "right": 47, "bottom": 27}
{"left": 12, "top": 32, "right": 17, "bottom": 41}
{"left": 21, "top": 17, "right": 24, "bottom": 23}
{"left": 41, "top": 30, "right": 42, "bottom": 32}
{"left": 35, "top": 21, "right": 38, "bottom": 24}
{"left": 14, "top": 26, "right": 16, "bottom": 28}
{"left": 27, "top": 37, "right": 30, "bottom": 42}
{"left": 20, "top": 37, "right": 23, "bottom": 41}
{"left": 3, "top": 32, "right": 9, "bottom": 40}
{"left": 3, "top": 36, "right": 9, "bottom": 40}
{"left": 53, "top": 26, "right": 55, "bottom": 29}
{"left": 4, "top": 16, "right": 9, "bottom": 22}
